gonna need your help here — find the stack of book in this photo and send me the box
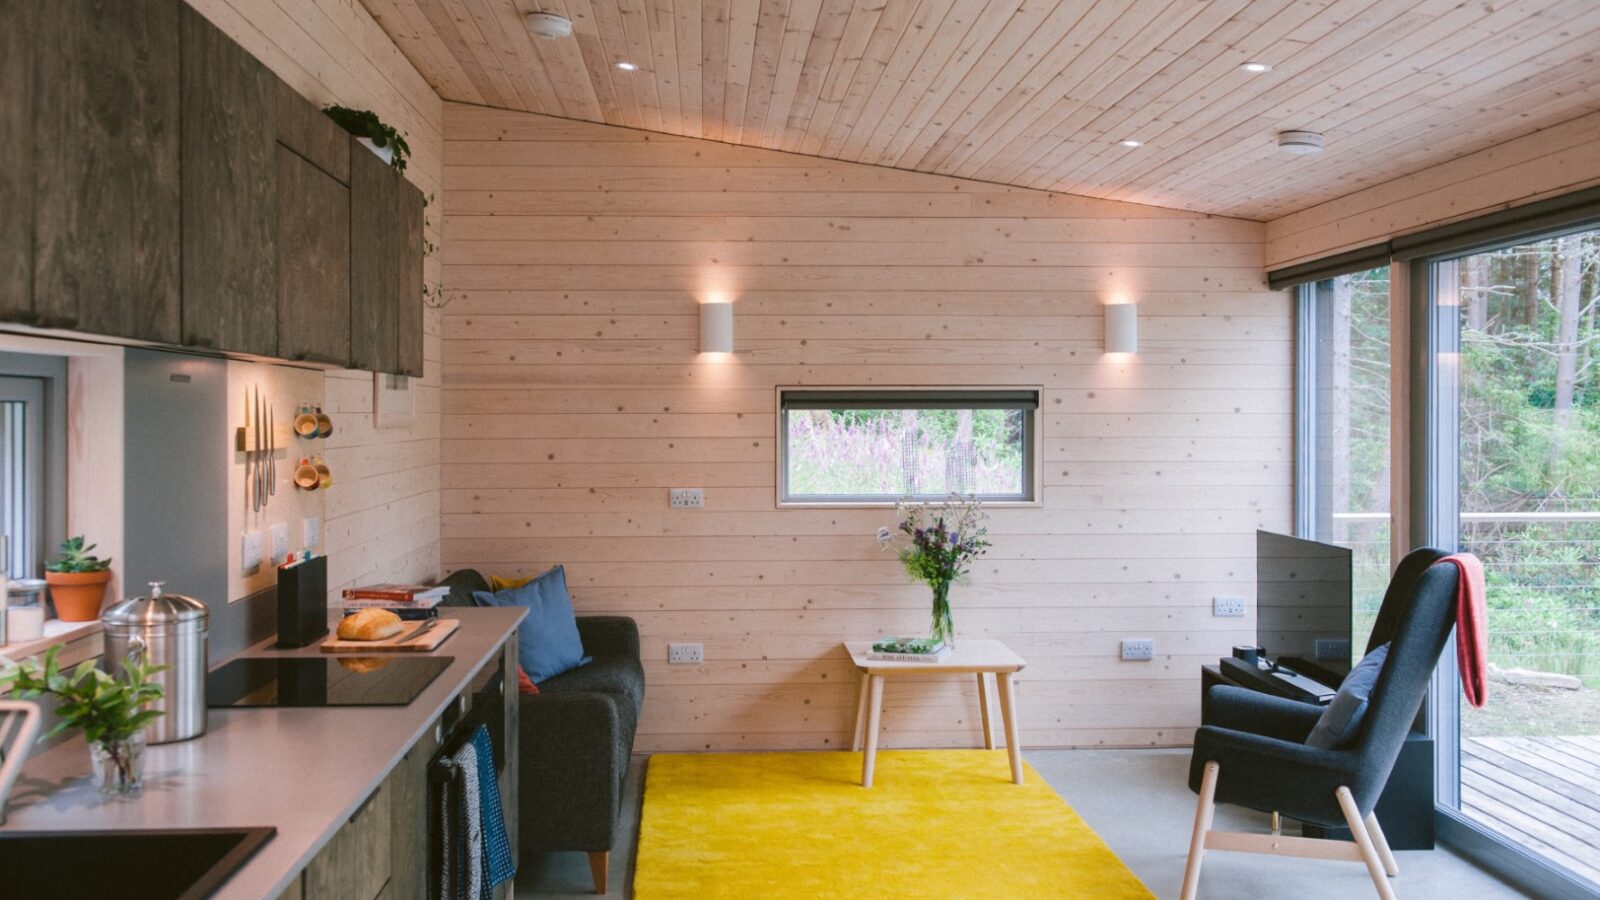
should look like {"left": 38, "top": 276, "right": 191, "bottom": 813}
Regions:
{"left": 341, "top": 584, "right": 449, "bottom": 621}
{"left": 867, "top": 637, "right": 951, "bottom": 662}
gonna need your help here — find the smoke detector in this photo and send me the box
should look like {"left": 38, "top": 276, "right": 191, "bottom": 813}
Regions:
{"left": 525, "top": 12, "right": 573, "bottom": 39}
{"left": 1277, "top": 130, "right": 1325, "bottom": 155}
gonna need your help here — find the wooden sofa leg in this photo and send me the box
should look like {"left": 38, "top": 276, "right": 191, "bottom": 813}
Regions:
{"left": 1336, "top": 788, "right": 1397, "bottom": 900}
{"left": 1181, "top": 761, "right": 1219, "bottom": 900}
{"left": 588, "top": 850, "right": 609, "bottom": 894}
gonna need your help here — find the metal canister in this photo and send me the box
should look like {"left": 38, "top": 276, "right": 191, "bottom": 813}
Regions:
{"left": 101, "top": 582, "right": 209, "bottom": 745}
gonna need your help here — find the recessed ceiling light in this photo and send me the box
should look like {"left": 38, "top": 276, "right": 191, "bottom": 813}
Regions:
{"left": 1241, "top": 61, "right": 1273, "bottom": 73}
{"left": 1120, "top": 139, "right": 1142, "bottom": 148}
{"left": 615, "top": 61, "right": 638, "bottom": 71}
{"left": 1277, "top": 130, "right": 1325, "bottom": 155}
{"left": 524, "top": 12, "right": 573, "bottom": 39}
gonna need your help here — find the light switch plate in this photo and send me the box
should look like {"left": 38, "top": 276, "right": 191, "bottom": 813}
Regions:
{"left": 242, "top": 531, "right": 264, "bottom": 573}
{"left": 669, "top": 488, "right": 704, "bottom": 509}
{"left": 303, "top": 516, "right": 321, "bottom": 551}
{"left": 271, "top": 523, "right": 290, "bottom": 564}
{"left": 1121, "top": 638, "right": 1155, "bottom": 661}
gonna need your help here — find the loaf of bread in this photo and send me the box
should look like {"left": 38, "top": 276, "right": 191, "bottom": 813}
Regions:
{"left": 337, "top": 608, "right": 404, "bottom": 641}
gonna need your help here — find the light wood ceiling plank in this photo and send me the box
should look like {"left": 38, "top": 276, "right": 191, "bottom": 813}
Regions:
{"left": 364, "top": 0, "right": 481, "bottom": 104}
{"left": 701, "top": 0, "right": 733, "bottom": 141}
{"left": 756, "top": 0, "right": 827, "bottom": 148}
{"left": 736, "top": 0, "right": 806, "bottom": 144}
{"left": 470, "top": 0, "right": 562, "bottom": 115}
{"left": 644, "top": 0, "right": 683, "bottom": 134}
{"left": 816, "top": 0, "right": 947, "bottom": 158}
{"left": 414, "top": 0, "right": 509, "bottom": 106}
{"left": 584, "top": 0, "right": 648, "bottom": 128}
{"left": 719, "top": 0, "right": 763, "bottom": 143}
{"left": 529, "top": 0, "right": 606, "bottom": 120}
{"left": 771, "top": 0, "right": 855, "bottom": 150}
{"left": 615, "top": 0, "right": 667, "bottom": 133}
{"left": 673, "top": 0, "right": 705, "bottom": 137}
{"left": 794, "top": 0, "right": 911, "bottom": 156}
{"left": 562, "top": 0, "right": 630, "bottom": 126}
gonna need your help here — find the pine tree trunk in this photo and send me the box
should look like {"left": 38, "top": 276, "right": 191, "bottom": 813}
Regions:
{"left": 1548, "top": 235, "right": 1584, "bottom": 471}
{"left": 1465, "top": 254, "right": 1490, "bottom": 331}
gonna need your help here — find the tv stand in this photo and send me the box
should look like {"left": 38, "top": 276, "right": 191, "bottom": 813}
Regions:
{"left": 1201, "top": 660, "right": 1436, "bottom": 850}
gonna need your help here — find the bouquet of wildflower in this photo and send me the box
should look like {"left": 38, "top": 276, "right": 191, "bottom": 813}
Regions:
{"left": 880, "top": 495, "right": 990, "bottom": 646}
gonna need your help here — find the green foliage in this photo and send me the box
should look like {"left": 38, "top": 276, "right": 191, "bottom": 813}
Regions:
{"left": 44, "top": 535, "right": 110, "bottom": 573}
{"left": 322, "top": 106, "right": 411, "bottom": 172}
{"left": 1, "top": 646, "right": 166, "bottom": 744}
{"left": 889, "top": 496, "right": 991, "bottom": 590}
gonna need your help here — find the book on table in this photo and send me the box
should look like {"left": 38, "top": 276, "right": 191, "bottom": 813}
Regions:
{"left": 867, "top": 637, "right": 951, "bottom": 662}
{"left": 342, "top": 583, "right": 449, "bottom": 602}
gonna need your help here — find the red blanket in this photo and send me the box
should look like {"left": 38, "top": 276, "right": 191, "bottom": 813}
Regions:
{"left": 1442, "top": 553, "right": 1488, "bottom": 708}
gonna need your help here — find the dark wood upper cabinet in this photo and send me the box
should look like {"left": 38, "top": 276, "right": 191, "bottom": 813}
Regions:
{"left": 33, "top": 0, "right": 180, "bottom": 342}
{"left": 0, "top": 0, "right": 34, "bottom": 323}
{"left": 277, "top": 147, "right": 351, "bottom": 366}
{"left": 350, "top": 140, "right": 401, "bottom": 375}
{"left": 181, "top": 5, "right": 277, "bottom": 355}
{"left": 274, "top": 79, "right": 349, "bottom": 186}
{"left": 396, "top": 181, "right": 425, "bottom": 378}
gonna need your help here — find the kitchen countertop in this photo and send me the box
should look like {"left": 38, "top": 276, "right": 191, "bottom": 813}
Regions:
{"left": 2, "top": 606, "right": 525, "bottom": 899}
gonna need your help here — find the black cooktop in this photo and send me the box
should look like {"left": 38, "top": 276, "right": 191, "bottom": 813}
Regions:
{"left": 206, "top": 656, "right": 453, "bottom": 708}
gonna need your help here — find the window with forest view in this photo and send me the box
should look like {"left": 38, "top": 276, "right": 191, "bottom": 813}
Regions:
{"left": 779, "top": 389, "right": 1037, "bottom": 503}
{"left": 1299, "top": 267, "right": 1392, "bottom": 658}
{"left": 1443, "top": 225, "right": 1600, "bottom": 886}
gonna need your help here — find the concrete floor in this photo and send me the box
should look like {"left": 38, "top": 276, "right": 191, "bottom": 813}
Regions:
{"left": 515, "top": 748, "right": 1531, "bottom": 899}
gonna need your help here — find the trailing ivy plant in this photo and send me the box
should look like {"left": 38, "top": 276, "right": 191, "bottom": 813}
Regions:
{"left": 323, "top": 105, "right": 411, "bottom": 172}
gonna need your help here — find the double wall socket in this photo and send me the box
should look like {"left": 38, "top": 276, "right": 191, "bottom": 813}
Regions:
{"left": 669, "top": 488, "right": 705, "bottom": 509}
{"left": 1121, "top": 638, "right": 1155, "bottom": 661}
{"left": 1213, "top": 595, "right": 1247, "bottom": 617}
{"left": 668, "top": 642, "right": 704, "bottom": 664}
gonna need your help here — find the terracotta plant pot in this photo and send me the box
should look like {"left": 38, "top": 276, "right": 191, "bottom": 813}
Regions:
{"left": 47, "top": 570, "right": 112, "bottom": 622}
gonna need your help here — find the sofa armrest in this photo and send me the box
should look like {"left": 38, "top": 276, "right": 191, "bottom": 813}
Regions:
{"left": 1204, "top": 685, "right": 1324, "bottom": 744}
{"left": 578, "top": 616, "right": 640, "bottom": 660}
{"left": 517, "top": 691, "right": 626, "bottom": 852}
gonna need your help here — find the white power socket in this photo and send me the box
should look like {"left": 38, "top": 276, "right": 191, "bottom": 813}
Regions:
{"left": 1213, "top": 595, "right": 1247, "bottom": 617}
{"left": 241, "top": 531, "right": 264, "bottom": 573}
{"left": 669, "top": 488, "right": 704, "bottom": 509}
{"left": 303, "top": 515, "right": 322, "bottom": 551}
{"left": 668, "top": 642, "right": 703, "bottom": 664}
{"left": 1121, "top": 638, "right": 1155, "bottom": 661}
{"left": 271, "top": 523, "right": 290, "bottom": 564}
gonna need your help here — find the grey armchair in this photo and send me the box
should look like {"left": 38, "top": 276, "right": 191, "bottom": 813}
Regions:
{"left": 1181, "top": 548, "right": 1460, "bottom": 900}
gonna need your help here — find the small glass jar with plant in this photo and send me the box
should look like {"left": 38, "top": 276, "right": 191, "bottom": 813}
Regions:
{"left": 43, "top": 536, "right": 113, "bottom": 622}
{"left": 880, "top": 495, "right": 991, "bottom": 648}
{"left": 0, "top": 646, "right": 165, "bottom": 795}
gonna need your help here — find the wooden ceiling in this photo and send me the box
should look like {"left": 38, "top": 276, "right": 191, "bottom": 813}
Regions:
{"left": 362, "top": 0, "right": 1600, "bottom": 220}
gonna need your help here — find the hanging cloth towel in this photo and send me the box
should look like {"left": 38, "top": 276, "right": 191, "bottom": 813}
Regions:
{"left": 453, "top": 738, "right": 486, "bottom": 900}
{"left": 1441, "top": 552, "right": 1488, "bottom": 708}
{"left": 471, "top": 724, "right": 517, "bottom": 893}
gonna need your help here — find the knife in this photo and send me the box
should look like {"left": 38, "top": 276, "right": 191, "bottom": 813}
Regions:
{"left": 268, "top": 405, "right": 277, "bottom": 497}
{"left": 390, "top": 618, "right": 436, "bottom": 646}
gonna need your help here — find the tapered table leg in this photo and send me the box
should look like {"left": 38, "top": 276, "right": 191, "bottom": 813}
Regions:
{"left": 997, "top": 672, "right": 1023, "bottom": 784}
{"left": 861, "top": 675, "right": 884, "bottom": 787}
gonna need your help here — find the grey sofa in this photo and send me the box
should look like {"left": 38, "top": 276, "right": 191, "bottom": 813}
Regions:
{"left": 440, "top": 569, "right": 645, "bottom": 893}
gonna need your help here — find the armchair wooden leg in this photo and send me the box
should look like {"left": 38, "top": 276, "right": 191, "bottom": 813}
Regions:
{"left": 1365, "top": 812, "right": 1400, "bottom": 877}
{"left": 587, "top": 850, "right": 610, "bottom": 894}
{"left": 1336, "top": 788, "right": 1397, "bottom": 900}
{"left": 1181, "top": 761, "right": 1219, "bottom": 900}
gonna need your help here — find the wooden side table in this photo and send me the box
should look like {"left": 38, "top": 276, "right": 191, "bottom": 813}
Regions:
{"left": 844, "top": 639, "right": 1027, "bottom": 787}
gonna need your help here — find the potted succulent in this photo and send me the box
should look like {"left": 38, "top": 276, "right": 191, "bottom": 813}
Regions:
{"left": 1, "top": 645, "right": 166, "bottom": 795}
{"left": 323, "top": 105, "right": 411, "bottom": 172}
{"left": 44, "top": 536, "right": 113, "bottom": 622}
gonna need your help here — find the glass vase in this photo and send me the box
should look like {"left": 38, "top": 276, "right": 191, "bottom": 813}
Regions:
{"left": 90, "top": 731, "right": 146, "bottom": 796}
{"left": 930, "top": 581, "right": 955, "bottom": 648}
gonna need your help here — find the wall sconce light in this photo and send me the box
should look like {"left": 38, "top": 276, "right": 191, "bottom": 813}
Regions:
{"left": 1104, "top": 303, "right": 1137, "bottom": 354}
{"left": 699, "top": 301, "right": 733, "bottom": 354}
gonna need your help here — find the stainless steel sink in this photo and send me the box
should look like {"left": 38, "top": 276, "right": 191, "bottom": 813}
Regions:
{"left": 0, "top": 826, "right": 274, "bottom": 899}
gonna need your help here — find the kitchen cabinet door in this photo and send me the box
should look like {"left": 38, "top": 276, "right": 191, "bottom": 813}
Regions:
{"left": 350, "top": 140, "right": 401, "bottom": 374}
{"left": 277, "top": 147, "right": 351, "bottom": 367}
{"left": 33, "top": 0, "right": 180, "bottom": 342}
{"left": 303, "top": 781, "right": 392, "bottom": 900}
{"left": 274, "top": 79, "right": 349, "bottom": 185}
{"left": 386, "top": 717, "right": 440, "bottom": 899}
{"left": 0, "top": 0, "right": 33, "bottom": 323}
{"left": 180, "top": 5, "right": 277, "bottom": 355}
{"left": 396, "top": 180, "right": 426, "bottom": 378}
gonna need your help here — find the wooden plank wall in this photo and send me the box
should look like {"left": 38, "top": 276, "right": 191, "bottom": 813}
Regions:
{"left": 440, "top": 103, "right": 1290, "bottom": 752}
{"left": 186, "top": 0, "right": 443, "bottom": 596}
{"left": 1266, "top": 109, "right": 1600, "bottom": 269}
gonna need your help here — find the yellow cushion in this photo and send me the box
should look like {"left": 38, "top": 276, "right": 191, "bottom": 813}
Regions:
{"left": 490, "top": 574, "right": 533, "bottom": 592}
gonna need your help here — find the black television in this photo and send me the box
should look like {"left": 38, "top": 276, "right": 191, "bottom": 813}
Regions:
{"left": 1256, "top": 530, "right": 1353, "bottom": 685}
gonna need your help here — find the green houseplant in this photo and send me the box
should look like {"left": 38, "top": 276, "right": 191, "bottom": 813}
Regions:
{"left": 323, "top": 105, "right": 411, "bottom": 172}
{"left": 881, "top": 496, "right": 991, "bottom": 647}
{"left": 1, "top": 645, "right": 166, "bottom": 794}
{"left": 43, "top": 536, "right": 113, "bottom": 622}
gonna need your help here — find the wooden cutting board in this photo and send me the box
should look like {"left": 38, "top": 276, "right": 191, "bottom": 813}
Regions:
{"left": 320, "top": 618, "right": 459, "bottom": 653}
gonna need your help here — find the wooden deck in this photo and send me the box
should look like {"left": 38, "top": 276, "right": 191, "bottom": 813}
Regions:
{"left": 1462, "top": 736, "right": 1600, "bottom": 886}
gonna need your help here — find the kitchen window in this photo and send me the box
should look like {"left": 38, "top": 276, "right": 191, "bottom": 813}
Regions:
{"left": 778, "top": 388, "right": 1040, "bottom": 505}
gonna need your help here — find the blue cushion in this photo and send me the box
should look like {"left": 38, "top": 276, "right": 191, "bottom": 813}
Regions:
{"left": 472, "top": 565, "right": 591, "bottom": 683}
{"left": 1306, "top": 643, "right": 1389, "bottom": 749}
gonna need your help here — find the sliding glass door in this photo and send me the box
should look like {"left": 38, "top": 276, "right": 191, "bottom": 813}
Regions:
{"left": 1429, "top": 227, "right": 1600, "bottom": 889}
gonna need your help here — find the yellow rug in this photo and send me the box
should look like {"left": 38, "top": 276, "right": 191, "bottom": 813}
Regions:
{"left": 635, "top": 750, "right": 1154, "bottom": 899}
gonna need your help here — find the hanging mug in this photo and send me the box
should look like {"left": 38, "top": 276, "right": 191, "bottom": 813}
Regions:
{"left": 293, "top": 458, "right": 321, "bottom": 490}
{"left": 314, "top": 457, "right": 333, "bottom": 489}
{"left": 294, "top": 405, "right": 321, "bottom": 438}
{"left": 314, "top": 406, "right": 333, "bottom": 439}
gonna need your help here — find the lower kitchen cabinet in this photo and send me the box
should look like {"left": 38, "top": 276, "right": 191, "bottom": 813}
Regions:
{"left": 303, "top": 779, "right": 393, "bottom": 900}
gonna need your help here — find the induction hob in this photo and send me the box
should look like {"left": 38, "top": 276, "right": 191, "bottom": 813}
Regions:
{"left": 206, "top": 656, "right": 453, "bottom": 708}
